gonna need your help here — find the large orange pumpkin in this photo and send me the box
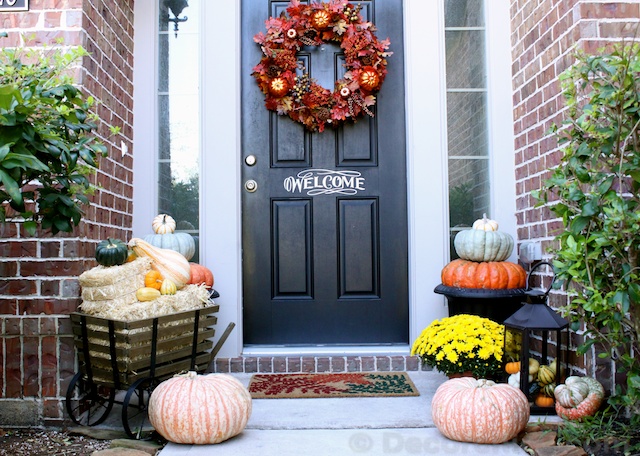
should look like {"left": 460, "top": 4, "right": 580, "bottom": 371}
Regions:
{"left": 441, "top": 259, "right": 526, "bottom": 289}
{"left": 188, "top": 263, "right": 214, "bottom": 288}
{"left": 432, "top": 378, "right": 529, "bottom": 444}
{"left": 148, "top": 372, "right": 252, "bottom": 444}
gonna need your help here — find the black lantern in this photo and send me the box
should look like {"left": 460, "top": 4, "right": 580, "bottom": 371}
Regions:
{"left": 164, "top": 0, "right": 189, "bottom": 38}
{"left": 503, "top": 262, "right": 569, "bottom": 414}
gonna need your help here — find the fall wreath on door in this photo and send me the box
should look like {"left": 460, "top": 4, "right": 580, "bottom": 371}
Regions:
{"left": 252, "top": 0, "right": 392, "bottom": 132}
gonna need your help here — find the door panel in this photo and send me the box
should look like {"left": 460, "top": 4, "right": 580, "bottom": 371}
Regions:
{"left": 241, "top": 0, "right": 407, "bottom": 346}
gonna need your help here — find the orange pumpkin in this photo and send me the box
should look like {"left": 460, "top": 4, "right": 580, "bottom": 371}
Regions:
{"left": 188, "top": 263, "right": 214, "bottom": 288}
{"left": 358, "top": 66, "right": 381, "bottom": 92}
{"left": 144, "top": 270, "right": 163, "bottom": 290}
{"left": 441, "top": 259, "right": 527, "bottom": 289}
{"left": 505, "top": 361, "right": 521, "bottom": 375}
{"left": 432, "top": 378, "right": 529, "bottom": 444}
{"left": 535, "top": 394, "right": 555, "bottom": 407}
{"left": 311, "top": 9, "right": 331, "bottom": 29}
{"left": 148, "top": 372, "right": 252, "bottom": 444}
{"left": 268, "top": 77, "right": 290, "bottom": 98}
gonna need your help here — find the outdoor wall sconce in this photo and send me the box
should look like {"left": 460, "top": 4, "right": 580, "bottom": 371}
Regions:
{"left": 165, "top": 0, "right": 189, "bottom": 38}
{"left": 503, "top": 262, "right": 569, "bottom": 414}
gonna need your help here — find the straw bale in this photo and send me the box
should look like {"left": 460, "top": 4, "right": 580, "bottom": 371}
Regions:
{"left": 79, "top": 284, "right": 211, "bottom": 321}
{"left": 79, "top": 258, "right": 152, "bottom": 305}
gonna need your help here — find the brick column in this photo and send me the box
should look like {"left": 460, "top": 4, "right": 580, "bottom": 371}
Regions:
{"left": 0, "top": 0, "right": 134, "bottom": 426}
{"left": 510, "top": 0, "right": 640, "bottom": 390}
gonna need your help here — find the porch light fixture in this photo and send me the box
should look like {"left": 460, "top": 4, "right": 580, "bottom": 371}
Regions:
{"left": 503, "top": 262, "right": 569, "bottom": 415}
{"left": 165, "top": 0, "right": 188, "bottom": 38}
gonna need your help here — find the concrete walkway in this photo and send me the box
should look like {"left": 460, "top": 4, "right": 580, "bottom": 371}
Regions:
{"left": 158, "top": 371, "right": 532, "bottom": 456}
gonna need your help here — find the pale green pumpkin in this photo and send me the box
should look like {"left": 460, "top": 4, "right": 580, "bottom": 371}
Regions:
{"left": 143, "top": 232, "right": 196, "bottom": 261}
{"left": 454, "top": 229, "right": 514, "bottom": 262}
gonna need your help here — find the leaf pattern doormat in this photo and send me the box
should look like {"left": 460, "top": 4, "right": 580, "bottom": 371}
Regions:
{"left": 248, "top": 372, "right": 420, "bottom": 398}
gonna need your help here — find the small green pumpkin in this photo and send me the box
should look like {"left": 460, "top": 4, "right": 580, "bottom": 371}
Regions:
{"left": 95, "top": 238, "right": 129, "bottom": 267}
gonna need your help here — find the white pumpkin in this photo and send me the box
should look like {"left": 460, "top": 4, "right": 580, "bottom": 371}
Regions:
{"left": 152, "top": 214, "right": 177, "bottom": 234}
{"left": 471, "top": 213, "right": 499, "bottom": 231}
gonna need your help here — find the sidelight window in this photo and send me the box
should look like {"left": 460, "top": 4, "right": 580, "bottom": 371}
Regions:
{"left": 157, "top": 0, "right": 201, "bottom": 261}
{"left": 444, "top": 0, "right": 490, "bottom": 259}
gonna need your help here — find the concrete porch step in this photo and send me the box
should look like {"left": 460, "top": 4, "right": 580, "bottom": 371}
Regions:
{"left": 157, "top": 371, "right": 530, "bottom": 456}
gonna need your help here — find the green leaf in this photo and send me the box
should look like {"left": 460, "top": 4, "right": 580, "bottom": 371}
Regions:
{"left": 23, "top": 220, "right": 37, "bottom": 236}
{"left": 0, "top": 168, "right": 22, "bottom": 205}
{"left": 570, "top": 216, "right": 590, "bottom": 234}
{"left": 629, "top": 283, "right": 640, "bottom": 304}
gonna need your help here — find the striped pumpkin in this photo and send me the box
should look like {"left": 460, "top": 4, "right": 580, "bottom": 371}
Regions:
{"left": 432, "top": 378, "right": 529, "bottom": 444}
{"left": 441, "top": 259, "right": 527, "bottom": 289}
{"left": 148, "top": 372, "right": 252, "bottom": 444}
{"left": 554, "top": 376, "right": 604, "bottom": 421}
{"left": 128, "top": 238, "right": 191, "bottom": 289}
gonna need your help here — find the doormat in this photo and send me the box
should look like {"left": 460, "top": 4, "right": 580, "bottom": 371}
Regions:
{"left": 248, "top": 372, "right": 420, "bottom": 399}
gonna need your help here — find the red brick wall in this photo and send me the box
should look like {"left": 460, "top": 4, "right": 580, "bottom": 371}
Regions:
{"left": 0, "top": 0, "right": 134, "bottom": 426}
{"left": 511, "top": 0, "right": 640, "bottom": 391}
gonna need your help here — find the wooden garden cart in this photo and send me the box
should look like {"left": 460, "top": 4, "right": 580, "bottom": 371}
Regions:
{"left": 65, "top": 302, "right": 234, "bottom": 439}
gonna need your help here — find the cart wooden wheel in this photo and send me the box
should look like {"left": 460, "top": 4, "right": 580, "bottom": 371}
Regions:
{"left": 122, "top": 377, "right": 159, "bottom": 439}
{"left": 65, "top": 372, "right": 115, "bottom": 426}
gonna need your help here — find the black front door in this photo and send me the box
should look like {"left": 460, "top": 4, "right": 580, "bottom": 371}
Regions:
{"left": 241, "top": 0, "right": 408, "bottom": 345}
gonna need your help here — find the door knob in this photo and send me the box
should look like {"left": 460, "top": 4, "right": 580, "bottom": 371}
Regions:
{"left": 244, "top": 179, "right": 258, "bottom": 193}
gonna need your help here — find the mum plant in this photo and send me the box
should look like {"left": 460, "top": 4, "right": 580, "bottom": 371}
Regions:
{"left": 0, "top": 42, "right": 115, "bottom": 235}
{"left": 411, "top": 314, "right": 504, "bottom": 378}
{"left": 534, "top": 43, "right": 640, "bottom": 415}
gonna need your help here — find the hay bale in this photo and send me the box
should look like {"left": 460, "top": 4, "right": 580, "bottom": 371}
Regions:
{"left": 79, "top": 258, "right": 152, "bottom": 305}
{"left": 79, "top": 284, "right": 211, "bottom": 321}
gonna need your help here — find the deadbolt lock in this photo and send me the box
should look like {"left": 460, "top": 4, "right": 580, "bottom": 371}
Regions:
{"left": 245, "top": 155, "right": 257, "bottom": 166}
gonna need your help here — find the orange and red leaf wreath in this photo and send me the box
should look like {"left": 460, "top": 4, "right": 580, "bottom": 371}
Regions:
{"left": 252, "top": 0, "right": 392, "bottom": 132}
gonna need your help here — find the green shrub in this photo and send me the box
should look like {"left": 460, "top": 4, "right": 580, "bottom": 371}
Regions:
{"left": 535, "top": 43, "right": 640, "bottom": 414}
{"left": 0, "top": 43, "right": 117, "bottom": 234}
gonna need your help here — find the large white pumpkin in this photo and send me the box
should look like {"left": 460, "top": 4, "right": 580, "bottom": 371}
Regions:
{"left": 148, "top": 372, "right": 252, "bottom": 444}
{"left": 432, "top": 378, "right": 529, "bottom": 444}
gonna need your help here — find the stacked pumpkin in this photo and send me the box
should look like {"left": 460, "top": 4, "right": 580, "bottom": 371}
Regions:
{"left": 129, "top": 214, "right": 215, "bottom": 302}
{"left": 442, "top": 214, "right": 526, "bottom": 290}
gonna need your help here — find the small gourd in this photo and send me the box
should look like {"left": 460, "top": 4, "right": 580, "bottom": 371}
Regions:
{"left": 537, "top": 364, "right": 555, "bottom": 386}
{"left": 136, "top": 287, "right": 161, "bottom": 302}
{"left": 95, "top": 238, "right": 129, "bottom": 267}
{"left": 160, "top": 279, "right": 177, "bottom": 296}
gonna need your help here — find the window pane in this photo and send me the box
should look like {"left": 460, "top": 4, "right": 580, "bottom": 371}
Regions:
{"left": 446, "top": 92, "right": 488, "bottom": 157}
{"left": 444, "top": 0, "right": 484, "bottom": 27}
{"left": 445, "top": 30, "right": 486, "bottom": 89}
{"left": 448, "top": 158, "right": 490, "bottom": 227}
